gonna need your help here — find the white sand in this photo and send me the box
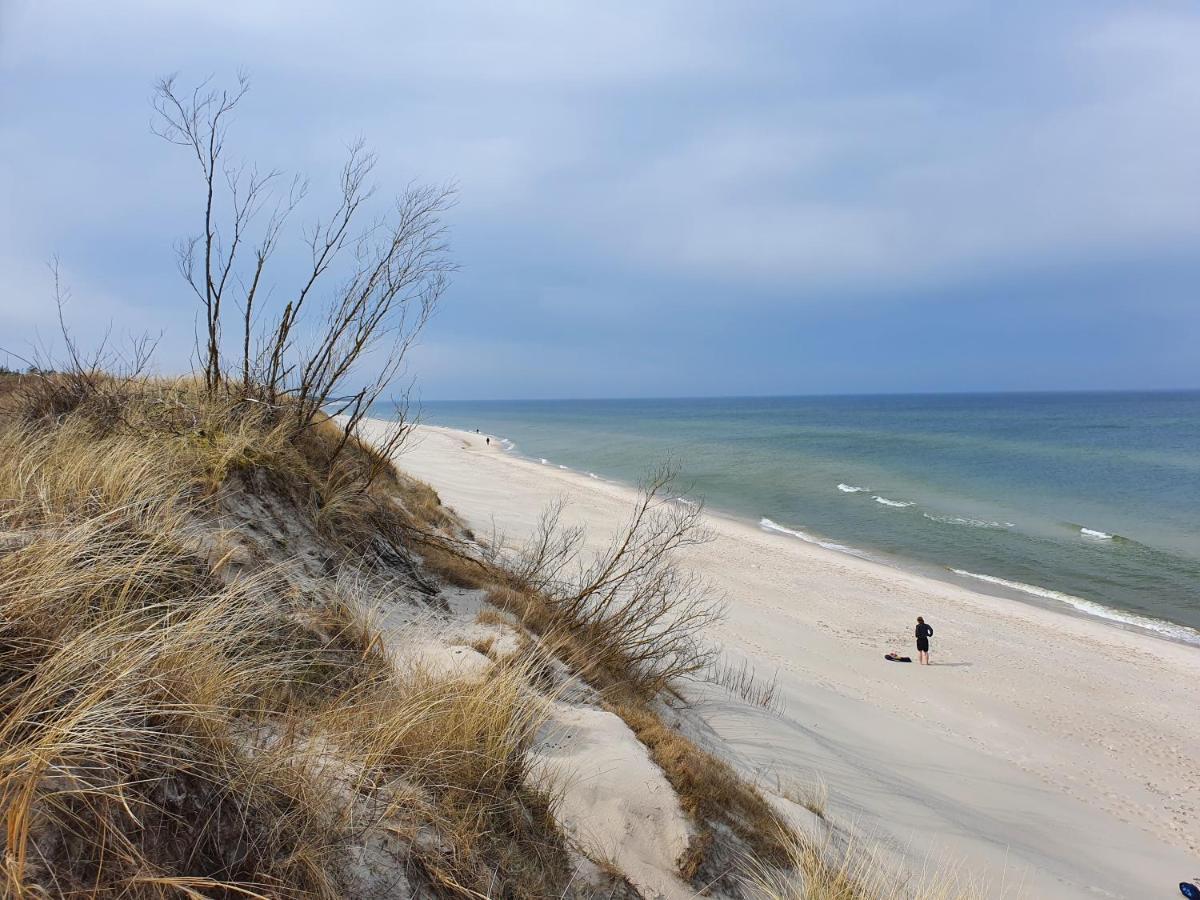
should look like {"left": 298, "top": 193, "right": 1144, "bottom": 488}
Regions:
{"left": 531, "top": 703, "right": 695, "bottom": 899}
{"left": 382, "top": 423, "right": 1200, "bottom": 899}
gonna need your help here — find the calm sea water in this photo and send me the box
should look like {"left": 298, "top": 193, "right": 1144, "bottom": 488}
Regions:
{"left": 409, "top": 393, "right": 1200, "bottom": 644}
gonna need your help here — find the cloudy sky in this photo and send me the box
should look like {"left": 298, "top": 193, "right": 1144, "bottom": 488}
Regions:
{"left": 2, "top": 1, "right": 1198, "bottom": 398}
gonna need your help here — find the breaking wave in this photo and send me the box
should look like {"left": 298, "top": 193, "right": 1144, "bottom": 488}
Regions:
{"left": 873, "top": 495, "right": 914, "bottom": 508}
{"left": 923, "top": 513, "right": 1014, "bottom": 529}
{"left": 760, "top": 518, "right": 870, "bottom": 559}
{"left": 950, "top": 569, "right": 1200, "bottom": 646}
{"left": 837, "top": 483, "right": 869, "bottom": 493}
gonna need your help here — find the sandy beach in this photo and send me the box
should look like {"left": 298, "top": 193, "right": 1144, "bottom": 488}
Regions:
{"left": 389, "top": 423, "right": 1200, "bottom": 899}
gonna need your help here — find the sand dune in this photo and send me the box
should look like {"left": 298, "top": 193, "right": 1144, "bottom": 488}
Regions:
{"left": 390, "top": 423, "right": 1200, "bottom": 899}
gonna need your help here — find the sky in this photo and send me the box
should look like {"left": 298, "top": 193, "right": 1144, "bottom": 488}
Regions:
{"left": 1, "top": 1, "right": 1198, "bottom": 400}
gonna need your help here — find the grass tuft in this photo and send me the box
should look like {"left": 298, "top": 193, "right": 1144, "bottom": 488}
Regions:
{"left": 742, "top": 826, "right": 987, "bottom": 900}
{"left": 707, "top": 656, "right": 782, "bottom": 713}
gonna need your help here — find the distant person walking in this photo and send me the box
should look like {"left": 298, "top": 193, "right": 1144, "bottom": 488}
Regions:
{"left": 915, "top": 616, "right": 933, "bottom": 665}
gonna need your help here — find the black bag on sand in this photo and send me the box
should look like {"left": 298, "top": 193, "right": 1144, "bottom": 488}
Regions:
{"left": 885, "top": 653, "right": 912, "bottom": 663}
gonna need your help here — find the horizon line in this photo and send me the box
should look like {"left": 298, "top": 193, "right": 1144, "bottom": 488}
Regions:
{"left": 410, "top": 387, "right": 1200, "bottom": 404}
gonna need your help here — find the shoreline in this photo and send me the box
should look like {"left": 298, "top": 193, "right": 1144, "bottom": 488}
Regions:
{"left": 448, "top": 423, "right": 1200, "bottom": 650}
{"left": 380, "top": 420, "right": 1200, "bottom": 898}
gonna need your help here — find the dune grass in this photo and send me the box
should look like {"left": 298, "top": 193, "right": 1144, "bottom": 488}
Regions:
{"left": 772, "top": 773, "right": 829, "bottom": 820}
{"left": 741, "top": 825, "right": 987, "bottom": 900}
{"left": 707, "top": 656, "right": 782, "bottom": 713}
{"left": 0, "top": 374, "right": 573, "bottom": 898}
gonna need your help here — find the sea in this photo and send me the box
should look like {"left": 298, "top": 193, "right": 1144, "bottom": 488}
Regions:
{"left": 409, "top": 392, "right": 1200, "bottom": 646}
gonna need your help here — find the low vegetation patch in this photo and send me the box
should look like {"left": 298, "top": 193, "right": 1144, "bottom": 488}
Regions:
{"left": 707, "top": 656, "right": 782, "bottom": 713}
{"left": 0, "top": 376, "right": 573, "bottom": 898}
{"left": 741, "top": 826, "right": 986, "bottom": 900}
{"left": 772, "top": 774, "right": 829, "bottom": 820}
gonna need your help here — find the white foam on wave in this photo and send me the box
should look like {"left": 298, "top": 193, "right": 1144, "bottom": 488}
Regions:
{"left": 873, "top": 495, "right": 914, "bottom": 508}
{"left": 760, "top": 518, "right": 869, "bottom": 559}
{"left": 587, "top": 472, "right": 600, "bottom": 480}
{"left": 499, "top": 438, "right": 515, "bottom": 452}
{"left": 923, "top": 513, "right": 1013, "bottom": 529}
{"left": 674, "top": 496, "right": 699, "bottom": 509}
{"left": 1080, "top": 527, "right": 1114, "bottom": 541}
{"left": 558, "top": 464, "right": 569, "bottom": 470}
{"left": 950, "top": 568, "right": 1200, "bottom": 646}
{"left": 538, "top": 458, "right": 549, "bottom": 465}
{"left": 837, "top": 483, "right": 868, "bottom": 493}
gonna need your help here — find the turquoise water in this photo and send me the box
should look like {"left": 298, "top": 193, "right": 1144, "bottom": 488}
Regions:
{"left": 410, "top": 393, "right": 1200, "bottom": 644}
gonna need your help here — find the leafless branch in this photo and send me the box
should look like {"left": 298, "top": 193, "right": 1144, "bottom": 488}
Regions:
{"left": 153, "top": 74, "right": 454, "bottom": 482}
{"left": 502, "top": 462, "right": 723, "bottom": 694}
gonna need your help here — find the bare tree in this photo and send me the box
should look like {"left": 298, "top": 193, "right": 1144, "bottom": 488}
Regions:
{"left": 151, "top": 73, "right": 454, "bottom": 457}
{"left": 151, "top": 73, "right": 253, "bottom": 392}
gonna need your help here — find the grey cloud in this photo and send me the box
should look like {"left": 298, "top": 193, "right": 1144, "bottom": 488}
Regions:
{"left": 1, "top": 1, "right": 1197, "bottom": 391}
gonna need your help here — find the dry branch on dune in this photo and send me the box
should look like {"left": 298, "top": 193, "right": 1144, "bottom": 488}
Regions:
{"left": 484, "top": 463, "right": 724, "bottom": 697}
{"left": 149, "top": 72, "right": 454, "bottom": 459}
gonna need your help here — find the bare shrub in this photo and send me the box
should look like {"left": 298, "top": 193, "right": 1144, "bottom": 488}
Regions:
{"left": 491, "top": 463, "right": 723, "bottom": 696}
{"left": 151, "top": 73, "right": 454, "bottom": 471}
{"left": 1, "top": 262, "right": 160, "bottom": 430}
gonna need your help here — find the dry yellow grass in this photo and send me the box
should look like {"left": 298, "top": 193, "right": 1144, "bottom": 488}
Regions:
{"left": 313, "top": 653, "right": 570, "bottom": 896}
{"left": 772, "top": 773, "right": 829, "bottom": 820}
{"left": 0, "top": 375, "right": 574, "bottom": 898}
{"left": 0, "top": 571, "right": 350, "bottom": 897}
{"left": 0, "top": 373, "right": 416, "bottom": 553}
{"left": 741, "top": 826, "right": 988, "bottom": 900}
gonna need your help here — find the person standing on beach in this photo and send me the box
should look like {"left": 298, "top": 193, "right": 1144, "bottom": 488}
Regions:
{"left": 915, "top": 616, "right": 933, "bottom": 665}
